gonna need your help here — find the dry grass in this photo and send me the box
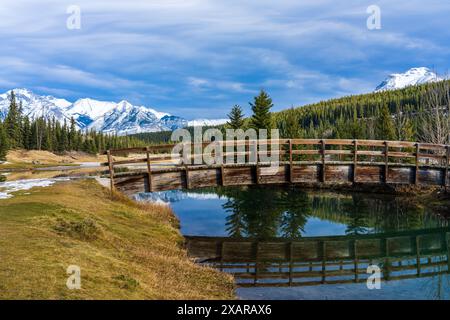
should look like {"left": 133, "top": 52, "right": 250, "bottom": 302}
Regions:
{"left": 6, "top": 150, "right": 105, "bottom": 164}
{"left": 0, "top": 179, "right": 235, "bottom": 300}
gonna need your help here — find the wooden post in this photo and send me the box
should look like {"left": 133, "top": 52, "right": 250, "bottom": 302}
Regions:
{"left": 445, "top": 146, "right": 449, "bottom": 189}
{"left": 185, "top": 165, "right": 190, "bottom": 189}
{"left": 446, "top": 233, "right": 450, "bottom": 272}
{"left": 384, "top": 238, "right": 390, "bottom": 280}
{"left": 288, "top": 242, "right": 293, "bottom": 286}
{"left": 384, "top": 141, "right": 389, "bottom": 184}
{"left": 321, "top": 241, "right": 326, "bottom": 283}
{"left": 353, "top": 240, "right": 358, "bottom": 283}
{"left": 145, "top": 147, "right": 152, "bottom": 192}
{"left": 415, "top": 143, "right": 420, "bottom": 185}
{"left": 289, "top": 139, "right": 293, "bottom": 183}
{"left": 220, "top": 164, "right": 225, "bottom": 186}
{"left": 107, "top": 150, "right": 115, "bottom": 196}
{"left": 253, "top": 242, "right": 259, "bottom": 284}
{"left": 321, "top": 140, "right": 326, "bottom": 183}
{"left": 353, "top": 140, "right": 358, "bottom": 183}
{"left": 415, "top": 236, "right": 421, "bottom": 276}
{"left": 255, "top": 140, "right": 260, "bottom": 185}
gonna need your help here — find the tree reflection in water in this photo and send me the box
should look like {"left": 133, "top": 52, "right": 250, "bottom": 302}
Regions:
{"left": 213, "top": 185, "right": 447, "bottom": 239}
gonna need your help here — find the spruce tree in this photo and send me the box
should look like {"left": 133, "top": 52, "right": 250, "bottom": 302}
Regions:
{"left": 227, "top": 105, "right": 245, "bottom": 129}
{"left": 69, "top": 117, "right": 77, "bottom": 150}
{"left": 249, "top": 90, "right": 273, "bottom": 134}
{"left": 375, "top": 105, "right": 396, "bottom": 140}
{"left": 0, "top": 121, "right": 9, "bottom": 161}
{"left": 4, "top": 91, "right": 22, "bottom": 148}
{"left": 22, "top": 116, "right": 31, "bottom": 149}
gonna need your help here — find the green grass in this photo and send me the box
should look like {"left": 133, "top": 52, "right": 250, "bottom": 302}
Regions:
{"left": 0, "top": 179, "right": 235, "bottom": 300}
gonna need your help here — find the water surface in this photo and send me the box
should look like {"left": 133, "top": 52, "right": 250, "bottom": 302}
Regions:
{"left": 135, "top": 185, "right": 450, "bottom": 300}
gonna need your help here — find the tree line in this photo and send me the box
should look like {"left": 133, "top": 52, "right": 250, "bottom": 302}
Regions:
{"left": 225, "top": 80, "right": 449, "bottom": 145}
{"left": 0, "top": 91, "right": 144, "bottom": 160}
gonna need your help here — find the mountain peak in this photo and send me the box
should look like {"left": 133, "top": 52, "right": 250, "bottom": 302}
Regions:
{"left": 0, "top": 88, "right": 230, "bottom": 135}
{"left": 375, "top": 67, "right": 442, "bottom": 92}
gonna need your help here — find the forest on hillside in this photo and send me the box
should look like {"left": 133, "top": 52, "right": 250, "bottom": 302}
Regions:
{"left": 273, "top": 80, "right": 450, "bottom": 143}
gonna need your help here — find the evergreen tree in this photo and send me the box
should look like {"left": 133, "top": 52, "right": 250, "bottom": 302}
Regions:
{"left": 375, "top": 105, "right": 396, "bottom": 140}
{"left": 69, "top": 117, "right": 77, "bottom": 150}
{"left": 227, "top": 105, "right": 245, "bottom": 129}
{"left": 4, "top": 91, "right": 22, "bottom": 148}
{"left": 22, "top": 116, "right": 31, "bottom": 149}
{"left": 249, "top": 90, "right": 273, "bottom": 134}
{"left": 0, "top": 121, "right": 9, "bottom": 161}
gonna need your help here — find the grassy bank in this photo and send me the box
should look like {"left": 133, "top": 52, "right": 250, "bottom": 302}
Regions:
{"left": 0, "top": 179, "right": 235, "bottom": 299}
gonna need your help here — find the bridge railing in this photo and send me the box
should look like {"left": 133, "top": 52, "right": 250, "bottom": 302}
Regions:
{"left": 105, "top": 139, "right": 450, "bottom": 191}
{"left": 186, "top": 226, "right": 450, "bottom": 287}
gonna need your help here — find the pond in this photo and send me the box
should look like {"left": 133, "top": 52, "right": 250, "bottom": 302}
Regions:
{"left": 135, "top": 185, "right": 450, "bottom": 300}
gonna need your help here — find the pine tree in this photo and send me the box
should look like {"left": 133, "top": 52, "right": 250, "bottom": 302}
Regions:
{"left": 227, "top": 105, "right": 245, "bottom": 129}
{"left": 284, "top": 107, "right": 300, "bottom": 138}
{"left": 0, "top": 121, "right": 9, "bottom": 161}
{"left": 249, "top": 90, "right": 273, "bottom": 135}
{"left": 375, "top": 105, "right": 396, "bottom": 140}
{"left": 69, "top": 117, "right": 77, "bottom": 150}
{"left": 22, "top": 116, "right": 31, "bottom": 149}
{"left": 4, "top": 91, "right": 22, "bottom": 148}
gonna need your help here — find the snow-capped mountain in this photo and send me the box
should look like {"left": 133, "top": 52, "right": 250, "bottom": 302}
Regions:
{"left": 0, "top": 88, "right": 71, "bottom": 123}
{"left": 375, "top": 67, "right": 442, "bottom": 92}
{"left": 0, "top": 88, "right": 223, "bottom": 135}
{"left": 88, "top": 100, "right": 187, "bottom": 134}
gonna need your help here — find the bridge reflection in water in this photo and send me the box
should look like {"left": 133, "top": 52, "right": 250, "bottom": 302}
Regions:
{"left": 186, "top": 227, "right": 450, "bottom": 288}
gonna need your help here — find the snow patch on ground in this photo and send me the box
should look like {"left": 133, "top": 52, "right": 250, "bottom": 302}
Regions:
{"left": 0, "top": 178, "right": 71, "bottom": 199}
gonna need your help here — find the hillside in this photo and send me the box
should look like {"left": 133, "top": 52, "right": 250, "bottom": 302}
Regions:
{"left": 273, "top": 79, "right": 450, "bottom": 141}
{"left": 0, "top": 179, "right": 234, "bottom": 299}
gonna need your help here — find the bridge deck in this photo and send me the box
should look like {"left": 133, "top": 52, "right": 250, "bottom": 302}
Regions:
{"left": 105, "top": 139, "right": 450, "bottom": 194}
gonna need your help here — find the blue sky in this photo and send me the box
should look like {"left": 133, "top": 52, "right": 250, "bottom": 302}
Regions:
{"left": 1, "top": 0, "right": 449, "bottom": 119}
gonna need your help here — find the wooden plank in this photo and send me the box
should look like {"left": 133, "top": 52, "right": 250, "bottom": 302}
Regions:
{"left": 356, "top": 140, "right": 386, "bottom": 147}
{"left": 291, "top": 150, "right": 321, "bottom": 155}
{"left": 110, "top": 147, "right": 147, "bottom": 155}
{"left": 417, "top": 153, "right": 446, "bottom": 160}
{"left": 322, "top": 139, "right": 354, "bottom": 146}
{"left": 325, "top": 150, "right": 353, "bottom": 155}
{"left": 291, "top": 139, "right": 321, "bottom": 145}
{"left": 387, "top": 151, "right": 415, "bottom": 158}
{"left": 387, "top": 141, "right": 416, "bottom": 148}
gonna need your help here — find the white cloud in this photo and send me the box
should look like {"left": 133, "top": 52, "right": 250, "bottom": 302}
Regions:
{"left": 0, "top": 0, "right": 448, "bottom": 117}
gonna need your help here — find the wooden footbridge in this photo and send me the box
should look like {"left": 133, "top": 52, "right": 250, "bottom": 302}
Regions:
{"left": 105, "top": 139, "right": 450, "bottom": 194}
{"left": 186, "top": 227, "right": 450, "bottom": 287}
